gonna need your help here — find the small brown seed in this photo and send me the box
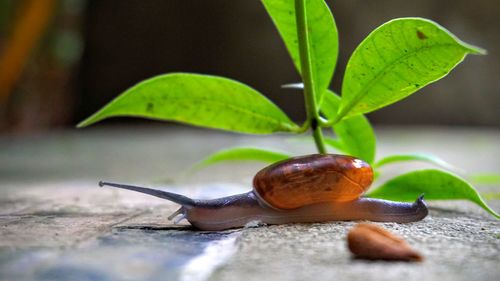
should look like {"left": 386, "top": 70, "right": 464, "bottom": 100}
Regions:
{"left": 347, "top": 223, "right": 423, "bottom": 262}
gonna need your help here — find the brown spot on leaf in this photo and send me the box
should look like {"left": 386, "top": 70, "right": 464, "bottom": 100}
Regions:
{"left": 146, "top": 102, "right": 154, "bottom": 113}
{"left": 347, "top": 223, "right": 423, "bottom": 262}
{"left": 417, "top": 30, "right": 428, "bottom": 40}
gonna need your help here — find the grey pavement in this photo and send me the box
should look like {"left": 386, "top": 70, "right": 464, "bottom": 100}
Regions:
{"left": 0, "top": 126, "right": 499, "bottom": 281}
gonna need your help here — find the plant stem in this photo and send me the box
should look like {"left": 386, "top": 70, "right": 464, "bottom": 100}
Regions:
{"left": 295, "top": 0, "right": 327, "bottom": 154}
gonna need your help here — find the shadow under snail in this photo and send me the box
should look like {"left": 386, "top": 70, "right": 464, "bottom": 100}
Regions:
{"left": 100, "top": 154, "right": 428, "bottom": 231}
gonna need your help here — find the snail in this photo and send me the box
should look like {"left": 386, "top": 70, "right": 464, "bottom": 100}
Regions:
{"left": 100, "top": 154, "right": 428, "bottom": 231}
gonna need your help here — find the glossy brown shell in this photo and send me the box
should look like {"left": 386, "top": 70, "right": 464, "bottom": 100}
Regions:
{"left": 253, "top": 154, "right": 373, "bottom": 210}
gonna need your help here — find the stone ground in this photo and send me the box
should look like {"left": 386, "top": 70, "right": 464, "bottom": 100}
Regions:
{"left": 0, "top": 126, "right": 499, "bottom": 281}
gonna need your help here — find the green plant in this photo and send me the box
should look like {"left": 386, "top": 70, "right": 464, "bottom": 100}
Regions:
{"left": 78, "top": 0, "right": 498, "bottom": 218}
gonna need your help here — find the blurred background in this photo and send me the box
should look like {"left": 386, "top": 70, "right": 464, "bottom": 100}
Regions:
{"left": 0, "top": 0, "right": 498, "bottom": 134}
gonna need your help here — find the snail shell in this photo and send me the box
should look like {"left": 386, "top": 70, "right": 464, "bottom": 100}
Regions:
{"left": 99, "top": 154, "right": 428, "bottom": 230}
{"left": 253, "top": 154, "right": 373, "bottom": 209}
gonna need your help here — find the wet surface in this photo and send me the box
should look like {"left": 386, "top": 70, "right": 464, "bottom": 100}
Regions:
{"left": 0, "top": 227, "right": 240, "bottom": 281}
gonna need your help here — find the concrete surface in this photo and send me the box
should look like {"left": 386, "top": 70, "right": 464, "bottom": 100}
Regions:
{"left": 0, "top": 126, "right": 499, "bottom": 281}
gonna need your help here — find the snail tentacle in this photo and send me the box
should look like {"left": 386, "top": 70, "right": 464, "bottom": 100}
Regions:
{"left": 99, "top": 181, "right": 195, "bottom": 207}
{"left": 168, "top": 206, "right": 189, "bottom": 224}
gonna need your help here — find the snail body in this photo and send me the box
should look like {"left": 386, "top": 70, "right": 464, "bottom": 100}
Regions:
{"left": 100, "top": 154, "right": 428, "bottom": 231}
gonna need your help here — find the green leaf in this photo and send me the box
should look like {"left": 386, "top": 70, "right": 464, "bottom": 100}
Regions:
{"left": 337, "top": 18, "right": 486, "bottom": 121}
{"left": 77, "top": 73, "right": 299, "bottom": 134}
{"left": 367, "top": 169, "right": 499, "bottom": 219}
{"left": 320, "top": 90, "right": 376, "bottom": 163}
{"left": 192, "top": 147, "right": 291, "bottom": 170}
{"left": 323, "top": 137, "right": 346, "bottom": 151}
{"left": 261, "top": 0, "right": 338, "bottom": 101}
{"left": 375, "top": 153, "right": 456, "bottom": 171}
{"left": 469, "top": 173, "right": 500, "bottom": 185}
{"left": 481, "top": 193, "right": 500, "bottom": 200}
